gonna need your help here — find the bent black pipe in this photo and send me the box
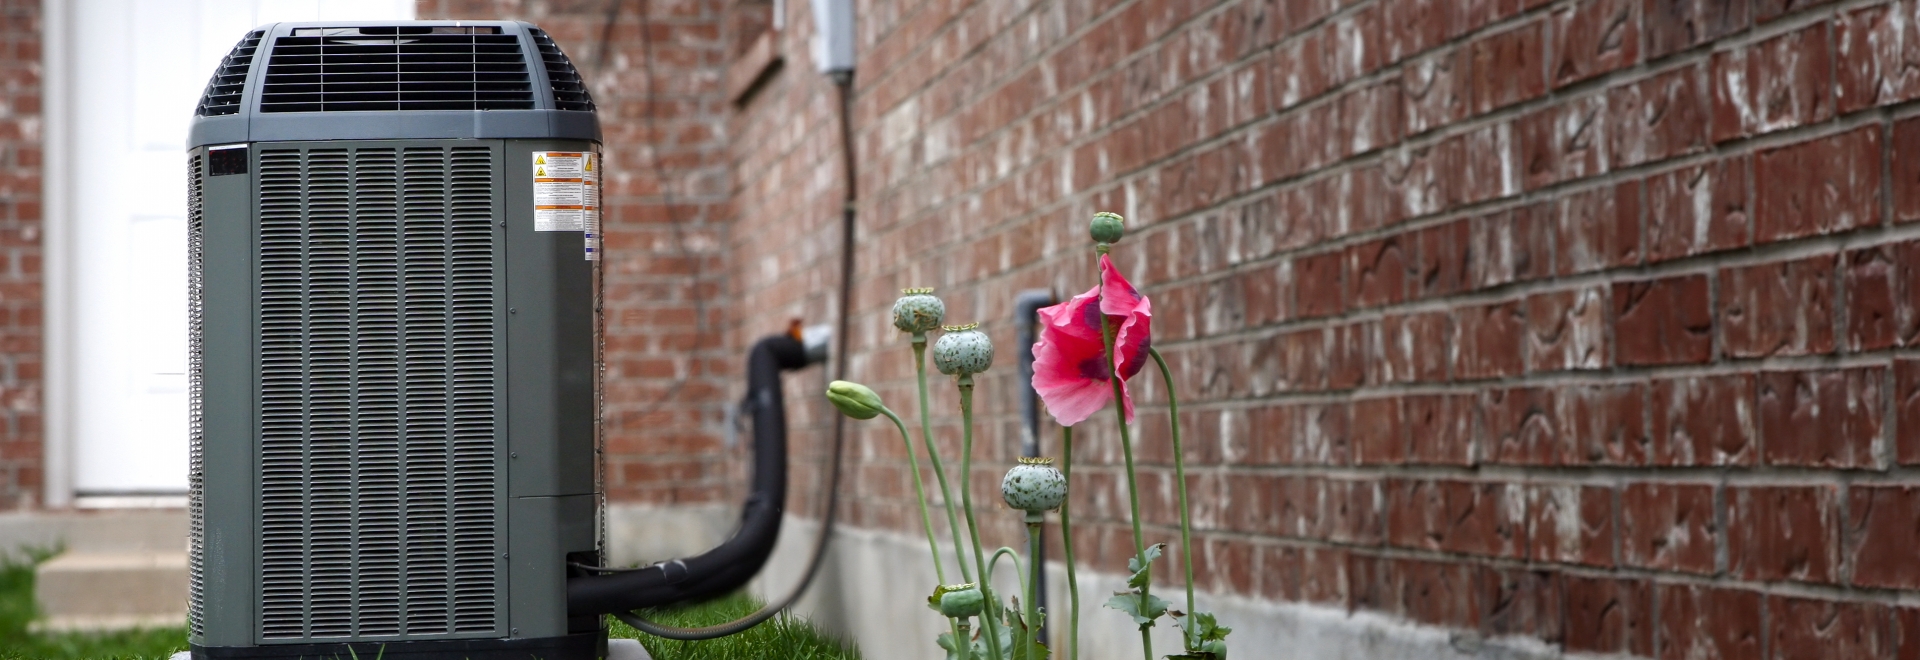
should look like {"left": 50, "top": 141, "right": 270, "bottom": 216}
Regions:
{"left": 567, "top": 332, "right": 810, "bottom": 614}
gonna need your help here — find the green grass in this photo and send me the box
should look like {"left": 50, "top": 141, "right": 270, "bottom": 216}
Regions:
{"left": 0, "top": 547, "right": 853, "bottom": 660}
{"left": 610, "top": 593, "right": 860, "bottom": 660}
{"left": 0, "top": 548, "right": 189, "bottom": 660}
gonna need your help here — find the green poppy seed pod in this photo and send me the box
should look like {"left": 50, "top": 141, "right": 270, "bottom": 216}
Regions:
{"left": 932, "top": 324, "right": 994, "bottom": 376}
{"left": 938, "top": 583, "right": 986, "bottom": 618}
{"left": 892, "top": 288, "right": 946, "bottom": 334}
{"left": 825, "top": 380, "right": 886, "bottom": 420}
{"left": 1001, "top": 457, "right": 1067, "bottom": 512}
{"left": 1090, "top": 211, "right": 1125, "bottom": 244}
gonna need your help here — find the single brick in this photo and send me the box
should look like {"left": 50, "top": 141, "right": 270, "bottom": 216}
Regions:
{"left": 1727, "top": 485, "right": 1840, "bottom": 583}
{"left": 1718, "top": 255, "right": 1838, "bottom": 358}
{"left": 1411, "top": 217, "right": 1473, "bottom": 299}
{"left": 1482, "top": 387, "right": 1565, "bottom": 465}
{"left": 1619, "top": 482, "right": 1717, "bottom": 574}
{"left": 1351, "top": 396, "right": 1405, "bottom": 465}
{"left": 1470, "top": 204, "right": 1553, "bottom": 288}
{"left": 1452, "top": 300, "right": 1527, "bottom": 381}
{"left": 1564, "top": 575, "right": 1653, "bottom": 655}
{"left": 1758, "top": 367, "right": 1884, "bottom": 469}
{"left": 1650, "top": 374, "right": 1758, "bottom": 466}
{"left": 1396, "top": 557, "right": 1483, "bottom": 629}
{"left": 1645, "top": 154, "right": 1751, "bottom": 262}
{"left": 1607, "top": 63, "right": 1709, "bottom": 168}
{"left": 1614, "top": 274, "right": 1714, "bottom": 365}
{"left": 1836, "top": 3, "right": 1920, "bottom": 113}
{"left": 1472, "top": 18, "right": 1549, "bottom": 113}
{"left": 1387, "top": 479, "right": 1527, "bottom": 558}
{"left": 1657, "top": 584, "right": 1764, "bottom": 660}
{"left": 1644, "top": 0, "right": 1752, "bottom": 60}
{"left": 1527, "top": 483, "right": 1614, "bottom": 567}
{"left": 1346, "top": 236, "right": 1410, "bottom": 310}
{"left": 1753, "top": 126, "right": 1882, "bottom": 243}
{"left": 1526, "top": 287, "right": 1607, "bottom": 373}
{"left": 1842, "top": 243, "right": 1920, "bottom": 351}
{"left": 1371, "top": 312, "right": 1449, "bottom": 384}
{"left": 1556, "top": 382, "right": 1647, "bottom": 465}
{"left": 1845, "top": 485, "right": 1920, "bottom": 589}
{"left": 1294, "top": 250, "right": 1345, "bottom": 318}
{"left": 1896, "top": 117, "right": 1920, "bottom": 223}
{"left": 1402, "top": 46, "right": 1470, "bottom": 137}
{"left": 1406, "top": 393, "right": 1476, "bottom": 465}
{"left": 1900, "top": 360, "right": 1920, "bottom": 464}
{"left": 1479, "top": 568, "right": 1562, "bottom": 642}
{"left": 1517, "top": 95, "right": 1608, "bottom": 191}
{"left": 1556, "top": 179, "right": 1641, "bottom": 275}
{"left": 1768, "top": 596, "right": 1890, "bottom": 660}
{"left": 1756, "top": 0, "right": 1842, "bottom": 24}
{"left": 1712, "top": 25, "right": 1835, "bottom": 140}
{"left": 1552, "top": 0, "right": 1640, "bottom": 88}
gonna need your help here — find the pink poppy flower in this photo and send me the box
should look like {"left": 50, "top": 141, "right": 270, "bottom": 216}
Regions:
{"left": 1032, "top": 254, "right": 1153, "bottom": 426}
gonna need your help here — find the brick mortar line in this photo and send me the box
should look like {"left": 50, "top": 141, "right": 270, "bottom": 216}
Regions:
{"left": 1065, "top": 460, "right": 1920, "bottom": 487}
{"left": 1105, "top": 346, "right": 1911, "bottom": 410}
{"left": 863, "top": 0, "right": 1906, "bottom": 284}
{"left": 1182, "top": 527, "right": 1920, "bottom": 609}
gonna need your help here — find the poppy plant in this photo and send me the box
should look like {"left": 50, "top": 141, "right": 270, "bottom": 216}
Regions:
{"left": 1032, "top": 254, "right": 1153, "bottom": 426}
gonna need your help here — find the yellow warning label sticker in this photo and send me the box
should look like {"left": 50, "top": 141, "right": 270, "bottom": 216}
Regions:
{"left": 532, "top": 151, "right": 597, "bottom": 233}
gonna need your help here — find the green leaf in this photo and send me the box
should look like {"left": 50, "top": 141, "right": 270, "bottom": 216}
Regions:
{"left": 1126, "top": 544, "right": 1165, "bottom": 589}
{"left": 999, "top": 602, "right": 1051, "bottom": 660}
{"left": 1103, "top": 592, "right": 1170, "bottom": 627}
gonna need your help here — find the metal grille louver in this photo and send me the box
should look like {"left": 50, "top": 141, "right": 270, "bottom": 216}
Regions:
{"left": 196, "top": 31, "right": 263, "bottom": 116}
{"left": 258, "top": 27, "right": 534, "bottom": 113}
{"left": 527, "top": 28, "right": 594, "bottom": 112}
{"left": 186, "top": 154, "right": 207, "bottom": 638}
{"left": 256, "top": 146, "right": 500, "bottom": 641}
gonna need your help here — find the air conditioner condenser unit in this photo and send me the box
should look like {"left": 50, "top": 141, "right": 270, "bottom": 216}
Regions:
{"left": 186, "top": 21, "right": 609, "bottom": 659}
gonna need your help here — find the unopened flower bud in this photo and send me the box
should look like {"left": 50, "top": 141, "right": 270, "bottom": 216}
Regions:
{"left": 1002, "top": 457, "right": 1067, "bottom": 513}
{"left": 1090, "top": 211, "right": 1125, "bottom": 244}
{"left": 892, "top": 288, "right": 946, "bottom": 334}
{"left": 933, "top": 324, "right": 994, "bottom": 376}
{"left": 825, "top": 380, "right": 885, "bottom": 420}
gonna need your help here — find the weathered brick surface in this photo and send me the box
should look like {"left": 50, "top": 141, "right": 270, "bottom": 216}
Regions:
{"left": 389, "top": 0, "right": 1920, "bottom": 656}
{"left": 0, "top": 0, "right": 38, "bottom": 510}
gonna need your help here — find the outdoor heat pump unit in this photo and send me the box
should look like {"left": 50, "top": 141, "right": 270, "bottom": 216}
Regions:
{"left": 185, "top": 21, "right": 810, "bottom": 660}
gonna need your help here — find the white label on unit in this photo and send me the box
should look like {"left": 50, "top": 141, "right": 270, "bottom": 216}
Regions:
{"left": 532, "top": 151, "right": 598, "bottom": 234}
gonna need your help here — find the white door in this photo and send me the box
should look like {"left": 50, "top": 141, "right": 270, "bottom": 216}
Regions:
{"left": 59, "top": 0, "right": 415, "bottom": 502}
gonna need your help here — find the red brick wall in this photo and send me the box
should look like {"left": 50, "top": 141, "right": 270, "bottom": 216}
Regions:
{"left": 0, "top": 0, "right": 41, "bottom": 510}
{"left": 720, "top": 0, "right": 1920, "bottom": 656}
{"left": 418, "top": 1, "right": 741, "bottom": 505}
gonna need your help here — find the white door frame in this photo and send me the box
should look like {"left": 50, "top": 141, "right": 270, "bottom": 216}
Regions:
{"left": 42, "top": 0, "right": 76, "bottom": 509}
{"left": 40, "top": 0, "right": 417, "bottom": 509}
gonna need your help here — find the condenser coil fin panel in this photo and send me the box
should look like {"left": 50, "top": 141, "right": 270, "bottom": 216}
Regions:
{"left": 254, "top": 144, "right": 504, "bottom": 642}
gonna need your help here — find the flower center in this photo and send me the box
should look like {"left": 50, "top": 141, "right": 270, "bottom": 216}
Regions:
{"left": 1076, "top": 356, "right": 1111, "bottom": 381}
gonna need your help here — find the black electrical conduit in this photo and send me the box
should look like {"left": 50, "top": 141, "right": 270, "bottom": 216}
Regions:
{"left": 561, "top": 65, "right": 864, "bottom": 639}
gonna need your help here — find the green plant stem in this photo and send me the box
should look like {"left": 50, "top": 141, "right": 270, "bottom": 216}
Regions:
{"left": 987, "top": 546, "right": 1028, "bottom": 600}
{"left": 915, "top": 338, "right": 974, "bottom": 583}
{"left": 1025, "top": 517, "right": 1044, "bottom": 660}
{"left": 1058, "top": 426, "right": 1081, "bottom": 660}
{"left": 958, "top": 377, "right": 1006, "bottom": 660}
{"left": 879, "top": 407, "right": 946, "bottom": 584}
{"left": 1096, "top": 253, "right": 1152, "bottom": 660}
{"left": 956, "top": 618, "right": 975, "bottom": 660}
{"left": 1149, "top": 347, "right": 1197, "bottom": 650}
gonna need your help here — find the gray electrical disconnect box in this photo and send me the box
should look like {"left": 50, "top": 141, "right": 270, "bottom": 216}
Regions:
{"left": 186, "top": 21, "right": 604, "bottom": 659}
